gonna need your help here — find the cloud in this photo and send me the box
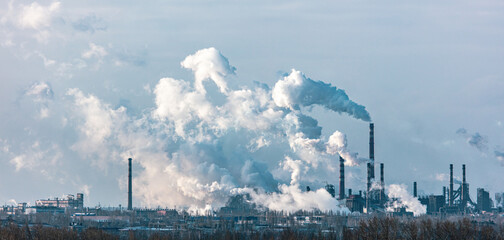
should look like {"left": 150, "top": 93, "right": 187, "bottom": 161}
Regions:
{"left": 72, "top": 14, "right": 106, "bottom": 33}
{"left": 1, "top": 1, "right": 61, "bottom": 42}
{"left": 495, "top": 151, "right": 504, "bottom": 165}
{"left": 25, "top": 81, "right": 54, "bottom": 118}
{"left": 25, "top": 81, "right": 53, "bottom": 102}
{"left": 17, "top": 2, "right": 60, "bottom": 30}
{"left": 456, "top": 128, "right": 488, "bottom": 152}
{"left": 435, "top": 173, "right": 461, "bottom": 184}
{"left": 9, "top": 141, "right": 62, "bottom": 172}
{"left": 113, "top": 48, "right": 147, "bottom": 67}
{"left": 82, "top": 43, "right": 108, "bottom": 59}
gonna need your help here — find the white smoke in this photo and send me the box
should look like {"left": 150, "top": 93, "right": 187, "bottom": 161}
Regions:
{"left": 36, "top": 47, "right": 369, "bottom": 213}
{"left": 272, "top": 69, "right": 371, "bottom": 122}
{"left": 240, "top": 185, "right": 350, "bottom": 213}
{"left": 180, "top": 47, "right": 236, "bottom": 95}
{"left": 386, "top": 184, "right": 426, "bottom": 216}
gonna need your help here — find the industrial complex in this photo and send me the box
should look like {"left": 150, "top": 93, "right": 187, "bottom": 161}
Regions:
{"left": 1, "top": 123, "right": 503, "bottom": 238}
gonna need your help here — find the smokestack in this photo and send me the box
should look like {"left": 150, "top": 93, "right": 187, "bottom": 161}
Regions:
{"left": 443, "top": 186, "right": 447, "bottom": 202}
{"left": 339, "top": 156, "right": 345, "bottom": 200}
{"left": 462, "top": 164, "right": 466, "bottom": 184}
{"left": 380, "top": 163, "right": 384, "bottom": 204}
{"left": 413, "top": 182, "right": 417, "bottom": 198}
{"left": 349, "top": 189, "right": 352, "bottom": 196}
{"left": 367, "top": 123, "right": 375, "bottom": 192}
{"left": 449, "top": 164, "right": 453, "bottom": 206}
{"left": 367, "top": 123, "right": 375, "bottom": 211}
{"left": 462, "top": 164, "right": 466, "bottom": 207}
{"left": 128, "top": 158, "right": 132, "bottom": 211}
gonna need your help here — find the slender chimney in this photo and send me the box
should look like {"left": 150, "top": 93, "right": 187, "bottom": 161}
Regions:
{"left": 348, "top": 189, "right": 352, "bottom": 196}
{"left": 413, "top": 182, "right": 417, "bottom": 198}
{"left": 443, "top": 186, "right": 447, "bottom": 203}
{"left": 339, "top": 156, "right": 345, "bottom": 200}
{"left": 128, "top": 158, "right": 132, "bottom": 211}
{"left": 462, "top": 164, "right": 466, "bottom": 207}
{"left": 449, "top": 164, "right": 453, "bottom": 206}
{"left": 367, "top": 123, "right": 375, "bottom": 192}
{"left": 380, "top": 163, "right": 384, "bottom": 204}
{"left": 367, "top": 123, "right": 375, "bottom": 211}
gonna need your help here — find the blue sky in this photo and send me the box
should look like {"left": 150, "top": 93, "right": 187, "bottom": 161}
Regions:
{"left": 0, "top": 0, "right": 503, "bottom": 210}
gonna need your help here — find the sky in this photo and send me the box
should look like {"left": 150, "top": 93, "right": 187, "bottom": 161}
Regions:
{"left": 0, "top": 0, "right": 503, "bottom": 212}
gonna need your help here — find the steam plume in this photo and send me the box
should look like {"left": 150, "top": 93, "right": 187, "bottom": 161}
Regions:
{"left": 387, "top": 184, "right": 426, "bottom": 216}
{"left": 62, "top": 48, "right": 371, "bottom": 213}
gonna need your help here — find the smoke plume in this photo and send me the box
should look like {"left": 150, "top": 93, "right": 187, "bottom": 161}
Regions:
{"left": 272, "top": 69, "right": 371, "bottom": 122}
{"left": 14, "top": 48, "right": 372, "bottom": 214}
{"left": 387, "top": 184, "right": 426, "bottom": 216}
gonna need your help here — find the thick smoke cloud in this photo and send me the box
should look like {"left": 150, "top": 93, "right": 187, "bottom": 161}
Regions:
{"left": 8, "top": 48, "right": 371, "bottom": 214}
{"left": 387, "top": 184, "right": 426, "bottom": 216}
{"left": 180, "top": 47, "right": 236, "bottom": 95}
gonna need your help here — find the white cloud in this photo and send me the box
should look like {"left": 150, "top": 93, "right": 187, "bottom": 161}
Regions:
{"left": 25, "top": 81, "right": 53, "bottom": 102}
{"left": 17, "top": 2, "right": 60, "bottom": 30}
{"left": 82, "top": 43, "right": 108, "bottom": 59}
{"left": 9, "top": 142, "right": 62, "bottom": 172}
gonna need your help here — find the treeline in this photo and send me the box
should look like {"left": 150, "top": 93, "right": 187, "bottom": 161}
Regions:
{"left": 343, "top": 217, "right": 504, "bottom": 240}
{"left": 1, "top": 217, "right": 504, "bottom": 240}
{"left": 0, "top": 224, "right": 117, "bottom": 240}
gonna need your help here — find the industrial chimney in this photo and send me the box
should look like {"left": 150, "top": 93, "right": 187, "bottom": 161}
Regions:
{"left": 413, "top": 182, "right": 417, "bottom": 198}
{"left": 367, "top": 123, "right": 375, "bottom": 211}
{"left": 128, "top": 158, "right": 132, "bottom": 211}
{"left": 339, "top": 156, "right": 345, "bottom": 200}
{"left": 449, "top": 164, "right": 453, "bottom": 207}
{"left": 443, "top": 186, "right": 447, "bottom": 202}
{"left": 367, "top": 123, "right": 375, "bottom": 193}
{"left": 462, "top": 164, "right": 466, "bottom": 207}
{"left": 380, "top": 163, "right": 384, "bottom": 204}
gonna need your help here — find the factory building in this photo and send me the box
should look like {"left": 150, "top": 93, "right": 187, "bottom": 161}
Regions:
{"left": 477, "top": 188, "right": 491, "bottom": 212}
{"left": 35, "top": 193, "right": 84, "bottom": 209}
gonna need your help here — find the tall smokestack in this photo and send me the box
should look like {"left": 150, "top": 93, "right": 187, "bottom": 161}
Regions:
{"left": 380, "top": 163, "right": 384, "bottom": 204}
{"left": 128, "top": 158, "right": 132, "bottom": 211}
{"left": 449, "top": 164, "right": 453, "bottom": 206}
{"left": 462, "top": 164, "right": 466, "bottom": 207}
{"left": 443, "top": 186, "right": 446, "bottom": 201}
{"left": 367, "top": 123, "right": 375, "bottom": 192}
{"left": 413, "top": 182, "right": 417, "bottom": 198}
{"left": 462, "top": 164, "right": 466, "bottom": 184}
{"left": 339, "top": 156, "right": 345, "bottom": 200}
{"left": 367, "top": 123, "right": 375, "bottom": 211}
